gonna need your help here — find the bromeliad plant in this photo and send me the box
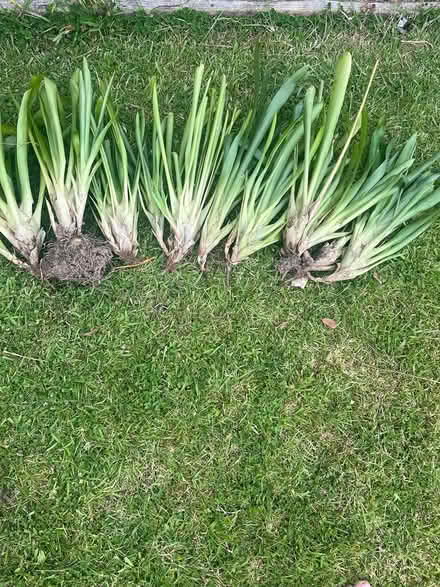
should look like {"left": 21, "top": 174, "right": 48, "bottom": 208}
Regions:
{"left": 143, "top": 65, "right": 239, "bottom": 269}
{"left": 28, "top": 58, "right": 112, "bottom": 240}
{"left": 0, "top": 90, "right": 45, "bottom": 275}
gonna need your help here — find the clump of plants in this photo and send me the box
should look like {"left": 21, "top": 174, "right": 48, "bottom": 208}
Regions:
{"left": 0, "top": 90, "right": 45, "bottom": 276}
{"left": 1, "top": 53, "right": 439, "bottom": 288}
{"left": 277, "top": 54, "right": 440, "bottom": 287}
{"left": 29, "top": 59, "right": 114, "bottom": 282}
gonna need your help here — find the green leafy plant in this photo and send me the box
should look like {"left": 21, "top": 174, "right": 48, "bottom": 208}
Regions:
{"left": 92, "top": 109, "right": 140, "bottom": 263}
{"left": 198, "top": 66, "right": 309, "bottom": 270}
{"left": 313, "top": 144, "right": 440, "bottom": 282}
{"left": 0, "top": 90, "right": 45, "bottom": 275}
{"left": 225, "top": 94, "right": 324, "bottom": 265}
{"left": 2, "top": 49, "right": 438, "bottom": 289}
{"left": 279, "top": 53, "right": 381, "bottom": 287}
{"left": 136, "top": 110, "right": 170, "bottom": 256}
{"left": 145, "top": 64, "right": 238, "bottom": 270}
{"left": 28, "top": 58, "right": 112, "bottom": 240}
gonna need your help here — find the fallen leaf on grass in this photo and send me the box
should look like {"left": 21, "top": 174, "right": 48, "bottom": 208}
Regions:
{"left": 321, "top": 318, "right": 337, "bottom": 329}
{"left": 373, "top": 271, "right": 382, "bottom": 283}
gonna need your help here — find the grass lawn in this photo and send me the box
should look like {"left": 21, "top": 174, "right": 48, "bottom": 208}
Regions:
{"left": 2, "top": 7, "right": 440, "bottom": 585}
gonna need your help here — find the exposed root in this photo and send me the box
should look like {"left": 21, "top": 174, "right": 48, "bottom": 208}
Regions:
{"left": 277, "top": 250, "right": 310, "bottom": 288}
{"left": 198, "top": 252, "right": 208, "bottom": 272}
{"left": 40, "top": 234, "right": 113, "bottom": 284}
{"left": 165, "top": 256, "right": 178, "bottom": 273}
{"left": 277, "top": 250, "right": 303, "bottom": 280}
{"left": 277, "top": 240, "right": 346, "bottom": 289}
{"left": 163, "top": 232, "right": 196, "bottom": 272}
{"left": 116, "top": 254, "right": 140, "bottom": 266}
{"left": 111, "top": 257, "right": 155, "bottom": 271}
{"left": 309, "top": 239, "right": 348, "bottom": 270}
{"left": 198, "top": 246, "right": 229, "bottom": 273}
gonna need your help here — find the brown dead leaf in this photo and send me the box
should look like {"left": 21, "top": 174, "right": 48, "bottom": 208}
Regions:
{"left": 321, "top": 318, "right": 337, "bottom": 329}
{"left": 373, "top": 271, "right": 382, "bottom": 284}
{"left": 277, "top": 321, "right": 289, "bottom": 330}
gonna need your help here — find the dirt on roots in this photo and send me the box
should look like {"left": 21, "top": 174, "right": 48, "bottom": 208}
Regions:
{"left": 40, "top": 234, "right": 113, "bottom": 284}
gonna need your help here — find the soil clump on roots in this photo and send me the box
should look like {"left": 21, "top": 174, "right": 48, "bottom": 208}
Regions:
{"left": 277, "top": 251, "right": 310, "bottom": 289}
{"left": 40, "top": 234, "right": 113, "bottom": 284}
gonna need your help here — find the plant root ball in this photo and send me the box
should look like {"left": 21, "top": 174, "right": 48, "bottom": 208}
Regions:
{"left": 40, "top": 234, "right": 113, "bottom": 284}
{"left": 277, "top": 252, "right": 303, "bottom": 279}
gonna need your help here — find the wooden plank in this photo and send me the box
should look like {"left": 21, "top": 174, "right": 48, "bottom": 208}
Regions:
{"left": 1, "top": 0, "right": 440, "bottom": 14}
{"left": 118, "top": 0, "right": 440, "bottom": 13}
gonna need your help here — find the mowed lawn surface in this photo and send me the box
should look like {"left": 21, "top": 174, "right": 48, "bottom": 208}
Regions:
{"left": 1, "top": 9, "right": 440, "bottom": 586}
